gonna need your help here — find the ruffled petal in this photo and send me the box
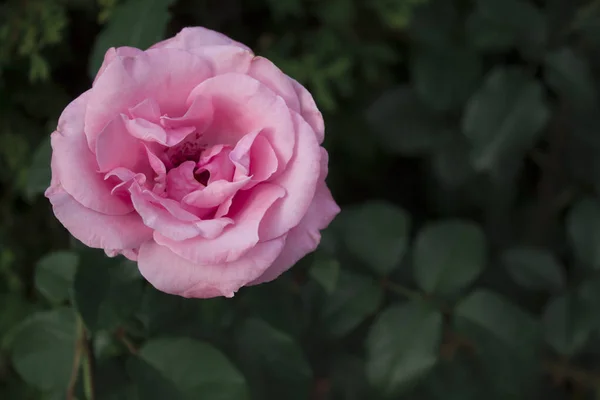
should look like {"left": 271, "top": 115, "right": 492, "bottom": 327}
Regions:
{"left": 182, "top": 177, "right": 250, "bottom": 209}
{"left": 251, "top": 182, "right": 340, "bottom": 285}
{"left": 46, "top": 183, "right": 152, "bottom": 250}
{"left": 186, "top": 73, "right": 295, "bottom": 168}
{"left": 150, "top": 27, "right": 252, "bottom": 52}
{"left": 165, "top": 161, "right": 203, "bottom": 201}
{"left": 95, "top": 115, "right": 144, "bottom": 172}
{"left": 85, "top": 48, "right": 213, "bottom": 149}
{"left": 292, "top": 79, "right": 324, "bottom": 144}
{"left": 259, "top": 111, "right": 321, "bottom": 240}
{"left": 93, "top": 46, "right": 145, "bottom": 85}
{"left": 130, "top": 183, "right": 232, "bottom": 241}
{"left": 137, "top": 236, "right": 286, "bottom": 298}
{"left": 50, "top": 93, "right": 133, "bottom": 215}
{"left": 154, "top": 183, "right": 285, "bottom": 264}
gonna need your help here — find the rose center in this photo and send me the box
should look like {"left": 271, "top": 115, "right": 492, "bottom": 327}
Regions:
{"left": 165, "top": 131, "right": 207, "bottom": 167}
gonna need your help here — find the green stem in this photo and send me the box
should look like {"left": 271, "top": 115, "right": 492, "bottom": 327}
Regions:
{"left": 66, "top": 319, "right": 83, "bottom": 400}
{"left": 82, "top": 328, "right": 95, "bottom": 400}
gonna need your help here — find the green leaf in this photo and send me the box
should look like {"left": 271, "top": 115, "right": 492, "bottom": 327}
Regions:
{"left": 411, "top": 45, "right": 482, "bottom": 112}
{"left": 462, "top": 67, "right": 549, "bottom": 171}
{"left": 340, "top": 201, "right": 411, "bottom": 275}
{"left": 88, "top": 0, "right": 175, "bottom": 78}
{"left": 140, "top": 338, "right": 248, "bottom": 400}
{"left": 321, "top": 271, "right": 383, "bottom": 337}
{"left": 502, "top": 247, "right": 565, "bottom": 291}
{"left": 10, "top": 308, "right": 76, "bottom": 391}
{"left": 567, "top": 198, "right": 600, "bottom": 269}
{"left": 309, "top": 253, "right": 340, "bottom": 294}
{"left": 414, "top": 220, "right": 487, "bottom": 295}
{"left": 467, "top": 0, "right": 547, "bottom": 57}
{"left": 25, "top": 136, "right": 52, "bottom": 201}
{"left": 366, "top": 85, "right": 450, "bottom": 156}
{"left": 127, "top": 357, "right": 184, "bottom": 400}
{"left": 454, "top": 290, "right": 541, "bottom": 397}
{"left": 74, "top": 250, "right": 143, "bottom": 332}
{"left": 366, "top": 301, "right": 442, "bottom": 398}
{"left": 409, "top": 0, "right": 459, "bottom": 48}
{"left": 543, "top": 293, "right": 594, "bottom": 356}
{"left": 72, "top": 249, "right": 111, "bottom": 332}
{"left": 544, "top": 47, "right": 597, "bottom": 107}
{"left": 455, "top": 290, "right": 539, "bottom": 347}
{"left": 235, "top": 318, "right": 312, "bottom": 400}
{"left": 34, "top": 251, "right": 78, "bottom": 304}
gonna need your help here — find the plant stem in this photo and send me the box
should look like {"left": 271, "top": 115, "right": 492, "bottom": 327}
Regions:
{"left": 66, "top": 318, "right": 84, "bottom": 400}
{"left": 82, "top": 328, "right": 96, "bottom": 400}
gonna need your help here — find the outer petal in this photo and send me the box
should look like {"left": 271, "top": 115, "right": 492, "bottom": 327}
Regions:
{"left": 137, "top": 236, "right": 286, "bottom": 298}
{"left": 187, "top": 73, "right": 295, "bottom": 168}
{"left": 85, "top": 48, "right": 213, "bottom": 149}
{"left": 93, "top": 46, "right": 145, "bottom": 85}
{"left": 154, "top": 183, "right": 285, "bottom": 264}
{"left": 251, "top": 182, "right": 340, "bottom": 285}
{"left": 46, "top": 183, "right": 152, "bottom": 250}
{"left": 49, "top": 92, "right": 133, "bottom": 215}
{"left": 259, "top": 111, "right": 321, "bottom": 241}
{"left": 292, "top": 79, "right": 324, "bottom": 144}
{"left": 150, "top": 27, "right": 252, "bottom": 52}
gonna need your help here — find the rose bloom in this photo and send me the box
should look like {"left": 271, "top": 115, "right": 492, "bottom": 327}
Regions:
{"left": 45, "top": 27, "right": 340, "bottom": 298}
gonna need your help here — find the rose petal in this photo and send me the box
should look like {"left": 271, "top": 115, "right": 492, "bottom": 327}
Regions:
{"left": 85, "top": 48, "right": 213, "bottom": 150}
{"left": 46, "top": 183, "right": 152, "bottom": 250}
{"left": 50, "top": 93, "right": 133, "bottom": 215}
{"left": 187, "top": 73, "right": 295, "bottom": 168}
{"left": 166, "top": 161, "right": 203, "bottom": 201}
{"left": 129, "top": 98, "right": 161, "bottom": 122}
{"left": 130, "top": 184, "right": 232, "bottom": 241}
{"left": 160, "top": 95, "right": 213, "bottom": 132}
{"left": 150, "top": 27, "right": 252, "bottom": 52}
{"left": 154, "top": 183, "right": 286, "bottom": 264}
{"left": 95, "top": 115, "right": 144, "bottom": 172}
{"left": 182, "top": 177, "right": 250, "bottom": 209}
{"left": 94, "top": 46, "right": 145, "bottom": 85}
{"left": 247, "top": 57, "right": 300, "bottom": 112}
{"left": 259, "top": 111, "right": 321, "bottom": 240}
{"left": 292, "top": 79, "right": 324, "bottom": 144}
{"left": 251, "top": 182, "right": 340, "bottom": 285}
{"left": 138, "top": 236, "right": 286, "bottom": 299}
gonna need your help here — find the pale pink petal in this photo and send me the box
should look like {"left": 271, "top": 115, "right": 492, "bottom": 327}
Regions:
{"left": 251, "top": 182, "right": 340, "bottom": 285}
{"left": 137, "top": 236, "right": 286, "bottom": 299}
{"left": 292, "top": 79, "right": 324, "bottom": 144}
{"left": 93, "top": 46, "right": 144, "bottom": 85}
{"left": 130, "top": 184, "right": 232, "bottom": 241}
{"left": 160, "top": 95, "right": 213, "bottom": 132}
{"left": 125, "top": 117, "right": 195, "bottom": 147}
{"left": 154, "top": 183, "right": 286, "bottom": 264}
{"left": 187, "top": 73, "right": 295, "bottom": 167}
{"left": 46, "top": 183, "right": 152, "bottom": 250}
{"left": 259, "top": 111, "right": 321, "bottom": 240}
{"left": 182, "top": 177, "right": 250, "bottom": 209}
{"left": 166, "top": 161, "right": 203, "bottom": 201}
{"left": 95, "top": 115, "right": 144, "bottom": 172}
{"left": 150, "top": 27, "right": 252, "bottom": 52}
{"left": 197, "top": 145, "right": 234, "bottom": 183}
{"left": 249, "top": 134, "right": 278, "bottom": 184}
{"left": 85, "top": 48, "right": 212, "bottom": 149}
{"left": 248, "top": 57, "right": 300, "bottom": 112}
{"left": 49, "top": 93, "right": 133, "bottom": 215}
{"left": 129, "top": 98, "right": 161, "bottom": 122}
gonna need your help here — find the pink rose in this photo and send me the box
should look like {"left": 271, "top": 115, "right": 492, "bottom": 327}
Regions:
{"left": 45, "top": 27, "right": 340, "bottom": 298}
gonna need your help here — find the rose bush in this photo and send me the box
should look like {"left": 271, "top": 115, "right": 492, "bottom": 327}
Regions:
{"left": 45, "top": 27, "right": 339, "bottom": 298}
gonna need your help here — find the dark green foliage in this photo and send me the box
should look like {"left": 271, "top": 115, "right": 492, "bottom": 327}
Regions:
{"left": 2, "top": 0, "right": 600, "bottom": 399}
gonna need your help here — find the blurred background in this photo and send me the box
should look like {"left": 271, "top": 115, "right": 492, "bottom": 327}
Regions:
{"left": 2, "top": 0, "right": 600, "bottom": 398}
